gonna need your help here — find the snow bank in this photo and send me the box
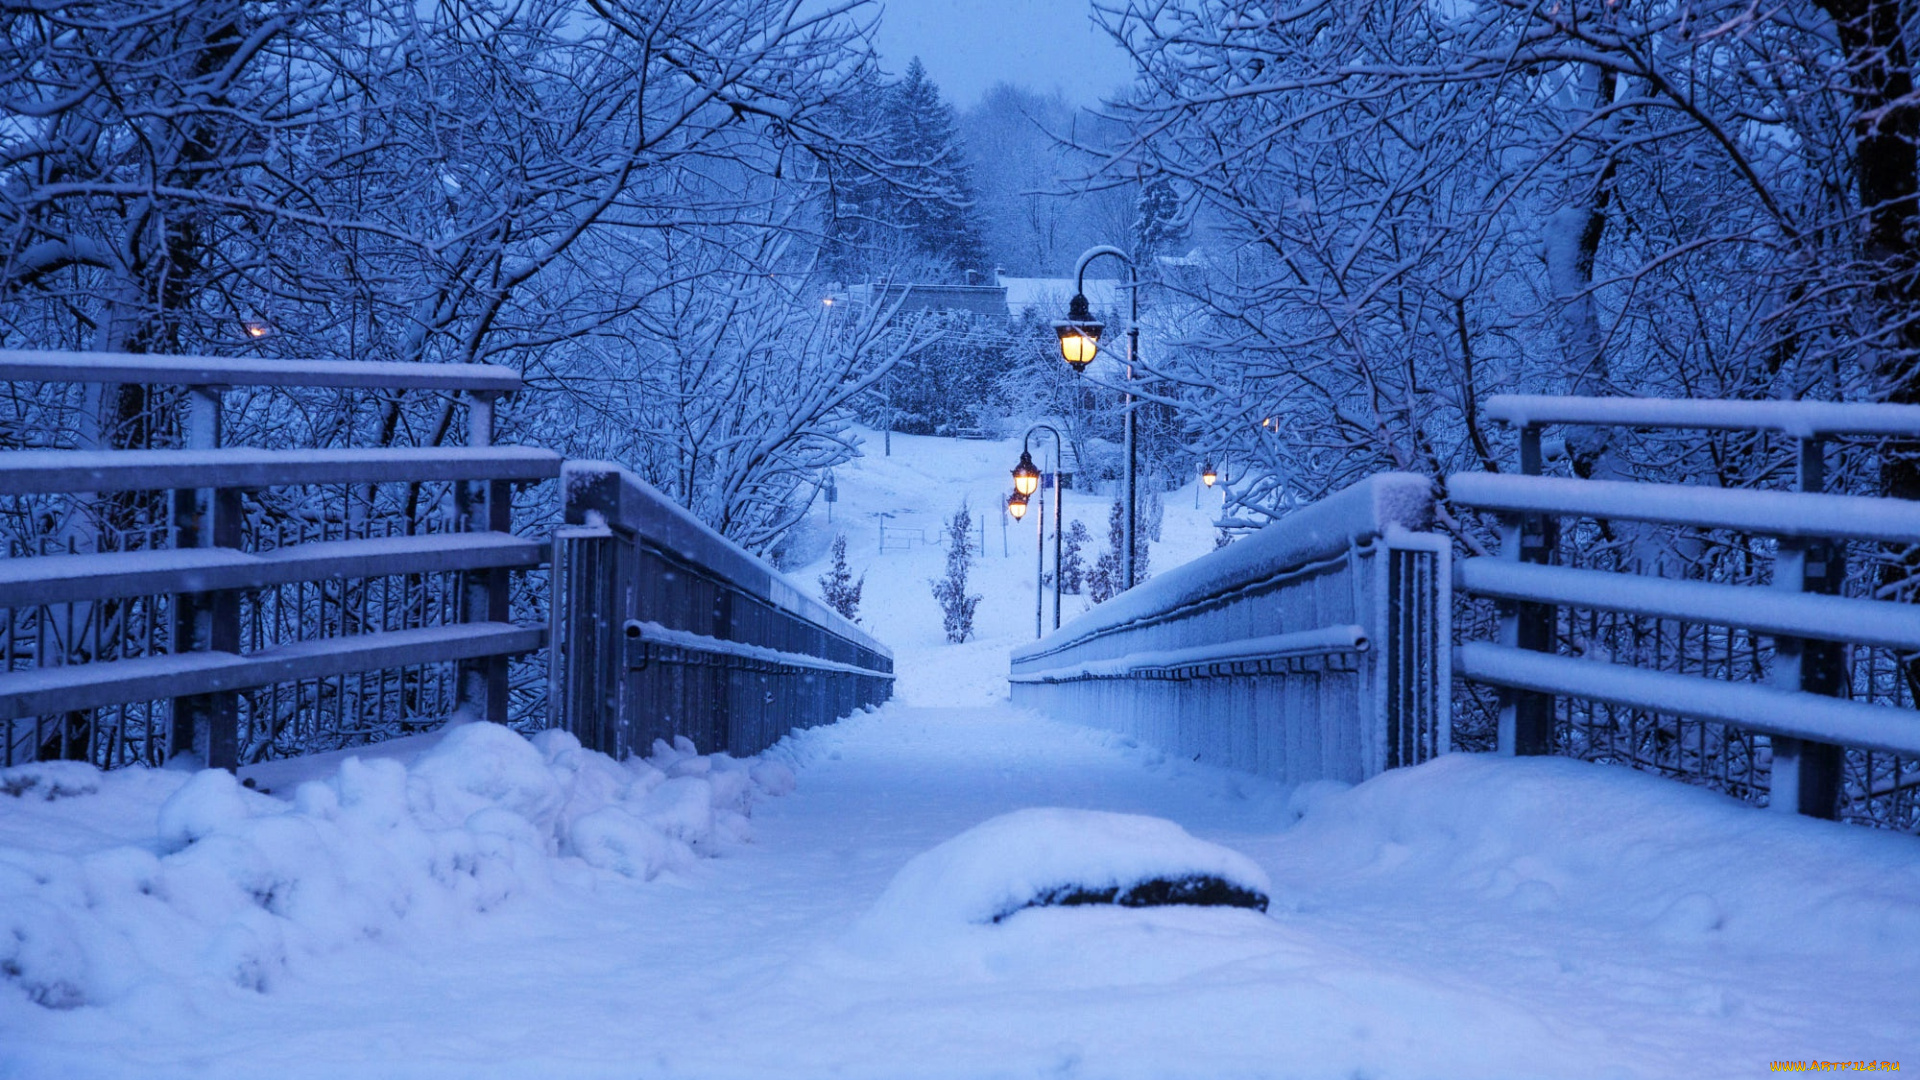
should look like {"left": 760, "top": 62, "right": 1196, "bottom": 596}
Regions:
{"left": 1270, "top": 752, "right": 1920, "bottom": 960}
{"left": 0, "top": 724, "right": 793, "bottom": 1011}
{"left": 851, "top": 808, "right": 1271, "bottom": 951}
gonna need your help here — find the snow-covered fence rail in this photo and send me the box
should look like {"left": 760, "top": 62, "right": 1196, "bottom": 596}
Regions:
{"left": 551, "top": 462, "right": 892, "bottom": 760}
{"left": 1008, "top": 474, "right": 1449, "bottom": 785}
{"left": 1451, "top": 395, "right": 1920, "bottom": 823}
{"left": 0, "top": 350, "right": 559, "bottom": 770}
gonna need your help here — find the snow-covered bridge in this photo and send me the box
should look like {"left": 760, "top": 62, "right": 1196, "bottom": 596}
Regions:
{"left": 4, "top": 350, "right": 1920, "bottom": 1076}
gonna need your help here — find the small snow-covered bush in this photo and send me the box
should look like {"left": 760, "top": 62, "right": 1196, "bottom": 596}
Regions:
{"left": 1088, "top": 498, "right": 1150, "bottom": 604}
{"left": 818, "top": 534, "right": 864, "bottom": 623}
{"left": 851, "top": 808, "right": 1271, "bottom": 951}
{"left": 1059, "top": 519, "right": 1089, "bottom": 594}
{"left": 929, "top": 501, "right": 981, "bottom": 643}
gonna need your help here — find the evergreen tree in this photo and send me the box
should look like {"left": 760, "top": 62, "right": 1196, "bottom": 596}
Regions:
{"left": 818, "top": 535, "right": 864, "bottom": 623}
{"left": 929, "top": 501, "right": 982, "bottom": 643}
{"left": 822, "top": 58, "right": 987, "bottom": 282}
{"left": 1060, "top": 519, "right": 1089, "bottom": 595}
{"left": 884, "top": 59, "right": 987, "bottom": 276}
{"left": 1087, "top": 497, "right": 1150, "bottom": 605}
{"left": 1132, "top": 177, "right": 1186, "bottom": 263}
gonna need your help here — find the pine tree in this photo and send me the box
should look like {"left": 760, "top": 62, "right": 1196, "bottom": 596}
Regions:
{"left": 929, "top": 501, "right": 982, "bottom": 643}
{"left": 1060, "top": 519, "right": 1089, "bottom": 595}
{"left": 822, "top": 58, "right": 987, "bottom": 282}
{"left": 885, "top": 59, "right": 988, "bottom": 276}
{"left": 1087, "top": 498, "right": 1150, "bottom": 605}
{"left": 1132, "top": 177, "right": 1186, "bottom": 264}
{"left": 818, "top": 535, "right": 864, "bottom": 623}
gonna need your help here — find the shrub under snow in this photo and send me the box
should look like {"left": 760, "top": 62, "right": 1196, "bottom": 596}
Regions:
{"left": 850, "top": 807, "right": 1272, "bottom": 952}
{"left": 0, "top": 723, "right": 795, "bottom": 1010}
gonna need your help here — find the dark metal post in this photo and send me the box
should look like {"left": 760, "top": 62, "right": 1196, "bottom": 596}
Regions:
{"left": 170, "top": 384, "right": 241, "bottom": 769}
{"left": 1034, "top": 486, "right": 1045, "bottom": 638}
{"left": 1497, "top": 424, "right": 1556, "bottom": 755}
{"left": 1771, "top": 437, "right": 1844, "bottom": 817}
{"left": 457, "top": 390, "right": 509, "bottom": 723}
{"left": 1124, "top": 289, "right": 1139, "bottom": 591}
{"left": 1022, "top": 424, "right": 1067, "bottom": 635}
{"left": 1071, "top": 246, "right": 1141, "bottom": 591}
{"left": 1053, "top": 453, "right": 1063, "bottom": 630}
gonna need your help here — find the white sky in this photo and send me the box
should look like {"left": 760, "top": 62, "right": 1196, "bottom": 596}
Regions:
{"left": 867, "top": 0, "right": 1136, "bottom": 109}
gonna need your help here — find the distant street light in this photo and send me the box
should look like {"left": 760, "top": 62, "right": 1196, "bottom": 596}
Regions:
{"left": 1007, "top": 492, "right": 1028, "bottom": 520}
{"left": 1010, "top": 424, "right": 1066, "bottom": 636}
{"left": 1202, "top": 462, "right": 1218, "bottom": 487}
{"left": 1012, "top": 450, "right": 1041, "bottom": 498}
{"left": 1056, "top": 245, "right": 1141, "bottom": 591}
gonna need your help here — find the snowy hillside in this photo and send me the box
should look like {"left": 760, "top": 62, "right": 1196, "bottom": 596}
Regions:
{"left": 780, "top": 425, "right": 1224, "bottom": 704}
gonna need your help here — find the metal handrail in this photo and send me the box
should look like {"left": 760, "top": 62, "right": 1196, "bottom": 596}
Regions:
{"left": 0, "top": 349, "right": 523, "bottom": 391}
{"left": 1484, "top": 393, "right": 1920, "bottom": 437}
{"left": 1453, "top": 394, "right": 1920, "bottom": 821}
{"left": 1, "top": 349, "right": 545, "bottom": 769}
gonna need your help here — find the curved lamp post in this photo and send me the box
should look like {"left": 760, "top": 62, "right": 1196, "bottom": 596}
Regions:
{"left": 1054, "top": 245, "right": 1140, "bottom": 591}
{"left": 1011, "top": 426, "right": 1066, "bottom": 636}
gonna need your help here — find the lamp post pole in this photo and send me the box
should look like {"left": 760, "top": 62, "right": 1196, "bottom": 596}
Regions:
{"left": 1066, "top": 245, "right": 1140, "bottom": 591}
{"left": 1033, "top": 484, "right": 1045, "bottom": 638}
{"left": 1019, "top": 424, "right": 1066, "bottom": 634}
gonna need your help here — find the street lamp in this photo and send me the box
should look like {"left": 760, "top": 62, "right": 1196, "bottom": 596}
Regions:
{"left": 1007, "top": 492, "right": 1028, "bottom": 520}
{"left": 1057, "top": 245, "right": 1141, "bottom": 591}
{"left": 1012, "top": 450, "right": 1041, "bottom": 498}
{"left": 1052, "top": 293, "right": 1104, "bottom": 373}
{"left": 1202, "top": 462, "right": 1217, "bottom": 487}
{"left": 1011, "top": 424, "right": 1066, "bottom": 636}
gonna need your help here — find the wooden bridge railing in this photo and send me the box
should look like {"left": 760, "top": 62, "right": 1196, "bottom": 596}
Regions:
{"left": 1008, "top": 473, "right": 1449, "bottom": 785}
{"left": 1451, "top": 395, "right": 1920, "bottom": 823}
{"left": 0, "top": 350, "right": 559, "bottom": 770}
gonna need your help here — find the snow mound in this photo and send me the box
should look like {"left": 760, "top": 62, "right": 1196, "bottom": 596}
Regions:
{"left": 1271, "top": 753, "right": 1920, "bottom": 957}
{"left": 0, "top": 725, "right": 794, "bottom": 1011}
{"left": 854, "top": 808, "right": 1270, "bottom": 947}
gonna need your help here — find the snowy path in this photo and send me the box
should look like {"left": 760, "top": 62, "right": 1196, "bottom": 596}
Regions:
{"left": 10, "top": 700, "right": 1920, "bottom": 1079}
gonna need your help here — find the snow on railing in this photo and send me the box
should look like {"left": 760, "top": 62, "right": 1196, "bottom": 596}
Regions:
{"left": 0, "top": 350, "right": 558, "bottom": 771}
{"left": 1007, "top": 474, "right": 1449, "bottom": 785}
{"left": 551, "top": 462, "right": 892, "bottom": 761}
{"left": 1451, "top": 396, "right": 1920, "bottom": 822}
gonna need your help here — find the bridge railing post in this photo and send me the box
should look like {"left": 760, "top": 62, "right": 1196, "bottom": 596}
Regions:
{"left": 1770, "top": 436, "right": 1844, "bottom": 817}
{"left": 169, "top": 384, "right": 241, "bottom": 769}
{"left": 456, "top": 390, "right": 510, "bottom": 724}
{"left": 1496, "top": 422, "right": 1557, "bottom": 756}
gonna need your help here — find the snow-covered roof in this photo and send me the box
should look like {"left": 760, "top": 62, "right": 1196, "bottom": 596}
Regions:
{"left": 997, "top": 276, "right": 1122, "bottom": 317}
{"left": 849, "top": 283, "right": 1010, "bottom": 318}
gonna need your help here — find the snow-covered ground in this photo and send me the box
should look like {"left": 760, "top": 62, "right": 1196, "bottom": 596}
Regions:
{"left": 779, "top": 426, "right": 1225, "bottom": 706}
{"left": 4, "top": 429, "right": 1919, "bottom": 1079}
